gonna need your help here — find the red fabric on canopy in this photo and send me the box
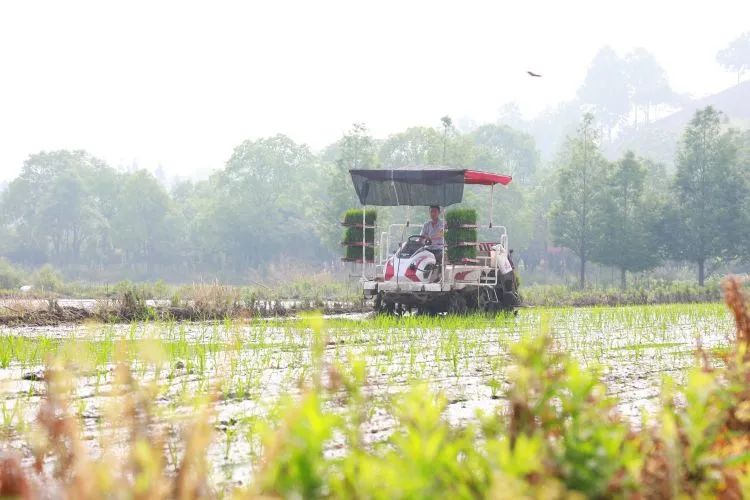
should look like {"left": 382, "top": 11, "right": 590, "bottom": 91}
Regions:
{"left": 463, "top": 170, "right": 513, "bottom": 186}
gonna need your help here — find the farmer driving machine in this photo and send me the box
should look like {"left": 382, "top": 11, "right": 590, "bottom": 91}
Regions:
{"left": 342, "top": 167, "right": 521, "bottom": 315}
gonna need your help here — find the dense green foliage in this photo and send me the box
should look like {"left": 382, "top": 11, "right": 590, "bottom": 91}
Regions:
{"left": 0, "top": 258, "right": 23, "bottom": 290}
{"left": 591, "top": 151, "right": 660, "bottom": 287}
{"left": 550, "top": 114, "right": 606, "bottom": 288}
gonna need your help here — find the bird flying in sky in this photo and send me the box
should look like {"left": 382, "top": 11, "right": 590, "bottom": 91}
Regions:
{"left": 527, "top": 71, "right": 542, "bottom": 77}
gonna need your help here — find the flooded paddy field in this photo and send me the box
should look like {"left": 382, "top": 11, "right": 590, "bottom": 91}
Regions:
{"left": 0, "top": 304, "right": 734, "bottom": 489}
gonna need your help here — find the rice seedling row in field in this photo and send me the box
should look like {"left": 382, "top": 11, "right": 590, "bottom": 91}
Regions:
{"left": 0, "top": 302, "right": 739, "bottom": 496}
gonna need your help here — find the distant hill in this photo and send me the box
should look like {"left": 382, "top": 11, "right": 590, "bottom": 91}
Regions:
{"left": 607, "top": 80, "right": 750, "bottom": 166}
{"left": 655, "top": 80, "right": 750, "bottom": 130}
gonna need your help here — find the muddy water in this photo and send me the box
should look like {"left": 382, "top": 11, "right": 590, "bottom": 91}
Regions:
{"left": 0, "top": 305, "right": 734, "bottom": 488}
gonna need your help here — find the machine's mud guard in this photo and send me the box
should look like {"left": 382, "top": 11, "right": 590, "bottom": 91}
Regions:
{"left": 499, "top": 270, "right": 522, "bottom": 308}
{"left": 363, "top": 281, "right": 378, "bottom": 298}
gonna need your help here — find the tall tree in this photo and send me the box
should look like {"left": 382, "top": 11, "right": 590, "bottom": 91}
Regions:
{"left": 223, "top": 135, "right": 310, "bottom": 207}
{"left": 640, "top": 156, "right": 670, "bottom": 198}
{"left": 550, "top": 114, "right": 606, "bottom": 289}
{"left": 38, "top": 172, "right": 97, "bottom": 264}
{"left": 471, "top": 124, "right": 539, "bottom": 184}
{"left": 665, "top": 107, "right": 748, "bottom": 285}
{"left": 0, "top": 150, "right": 110, "bottom": 266}
{"left": 80, "top": 163, "right": 122, "bottom": 266}
{"left": 379, "top": 127, "right": 443, "bottom": 167}
{"left": 496, "top": 102, "right": 527, "bottom": 130}
{"left": 111, "top": 170, "right": 174, "bottom": 274}
{"left": 213, "top": 135, "right": 323, "bottom": 269}
{"left": 519, "top": 171, "right": 558, "bottom": 273}
{"left": 625, "top": 48, "right": 678, "bottom": 127}
{"left": 717, "top": 32, "right": 750, "bottom": 84}
{"left": 737, "top": 129, "right": 750, "bottom": 170}
{"left": 578, "top": 47, "right": 630, "bottom": 142}
{"left": 590, "top": 152, "right": 660, "bottom": 288}
{"left": 320, "top": 123, "right": 378, "bottom": 249}
{"left": 529, "top": 100, "right": 583, "bottom": 161}
{"left": 440, "top": 115, "right": 453, "bottom": 164}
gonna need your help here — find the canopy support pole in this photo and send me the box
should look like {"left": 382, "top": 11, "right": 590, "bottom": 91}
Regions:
{"left": 362, "top": 206, "right": 366, "bottom": 280}
{"left": 440, "top": 209, "right": 445, "bottom": 288}
{"left": 489, "top": 184, "right": 494, "bottom": 228}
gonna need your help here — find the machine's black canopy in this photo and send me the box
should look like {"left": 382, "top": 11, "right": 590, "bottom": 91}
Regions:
{"left": 349, "top": 167, "right": 512, "bottom": 206}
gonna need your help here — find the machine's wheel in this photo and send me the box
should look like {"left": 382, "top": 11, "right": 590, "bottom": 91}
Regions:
{"left": 374, "top": 292, "right": 395, "bottom": 315}
{"left": 464, "top": 290, "right": 484, "bottom": 313}
{"left": 501, "top": 290, "right": 522, "bottom": 309}
{"left": 466, "top": 289, "right": 490, "bottom": 314}
{"left": 477, "top": 289, "right": 491, "bottom": 313}
{"left": 447, "top": 293, "right": 468, "bottom": 315}
{"left": 417, "top": 306, "right": 439, "bottom": 316}
{"left": 498, "top": 271, "right": 522, "bottom": 311}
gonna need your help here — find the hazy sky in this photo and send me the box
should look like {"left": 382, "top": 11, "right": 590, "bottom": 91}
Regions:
{"left": 1, "top": 0, "right": 748, "bottom": 182}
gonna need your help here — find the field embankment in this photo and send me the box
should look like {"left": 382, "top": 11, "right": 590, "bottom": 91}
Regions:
{"left": 0, "top": 280, "right": 727, "bottom": 325}
{"left": 521, "top": 281, "right": 723, "bottom": 307}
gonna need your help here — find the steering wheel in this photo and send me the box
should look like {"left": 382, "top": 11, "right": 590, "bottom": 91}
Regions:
{"left": 408, "top": 234, "right": 431, "bottom": 246}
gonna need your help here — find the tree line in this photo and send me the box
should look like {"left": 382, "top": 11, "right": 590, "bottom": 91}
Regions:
{"left": 552, "top": 107, "right": 750, "bottom": 288}
{"left": 0, "top": 104, "right": 748, "bottom": 287}
{"left": 0, "top": 122, "right": 539, "bottom": 282}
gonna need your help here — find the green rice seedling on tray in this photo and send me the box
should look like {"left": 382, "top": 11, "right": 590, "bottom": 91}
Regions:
{"left": 445, "top": 207, "right": 477, "bottom": 226}
{"left": 342, "top": 208, "right": 377, "bottom": 261}
{"left": 344, "top": 245, "right": 375, "bottom": 261}
{"left": 342, "top": 208, "right": 377, "bottom": 226}
{"left": 445, "top": 207, "right": 477, "bottom": 262}
{"left": 343, "top": 226, "right": 375, "bottom": 245}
